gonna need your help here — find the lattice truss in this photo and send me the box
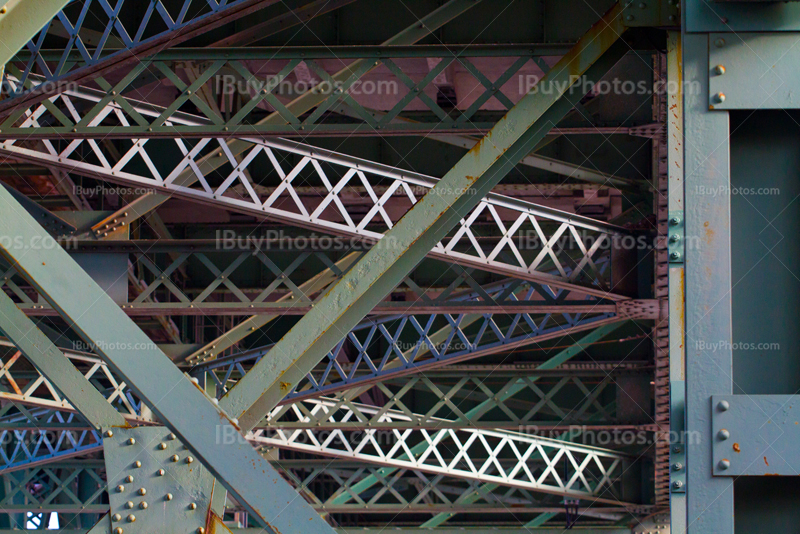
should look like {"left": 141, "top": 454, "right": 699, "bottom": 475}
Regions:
{"left": 2, "top": 47, "right": 555, "bottom": 136}
{"left": 195, "top": 286, "right": 621, "bottom": 401}
{"left": 250, "top": 424, "right": 632, "bottom": 503}
{"left": 0, "top": 0, "right": 279, "bottom": 111}
{"left": 260, "top": 372, "right": 649, "bottom": 430}
{"left": 0, "top": 247, "right": 622, "bottom": 317}
{"left": 0, "top": 75, "right": 629, "bottom": 295}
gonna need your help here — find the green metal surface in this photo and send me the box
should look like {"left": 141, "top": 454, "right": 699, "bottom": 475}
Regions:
{"left": 0, "top": 291, "right": 126, "bottom": 430}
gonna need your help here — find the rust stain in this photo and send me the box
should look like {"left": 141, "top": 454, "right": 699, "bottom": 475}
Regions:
{"left": 733, "top": 443, "right": 740, "bottom": 453}
{"left": 279, "top": 381, "right": 291, "bottom": 391}
{"left": 764, "top": 456, "right": 770, "bottom": 466}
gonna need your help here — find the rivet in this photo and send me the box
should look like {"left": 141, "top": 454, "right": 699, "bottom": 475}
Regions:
{"left": 105, "top": 430, "right": 114, "bottom": 437}
{"left": 715, "top": 38, "right": 726, "bottom": 48}
{"left": 125, "top": 475, "right": 134, "bottom": 483}
{"left": 157, "top": 469, "right": 166, "bottom": 476}
{"left": 159, "top": 442, "right": 168, "bottom": 450}
{"left": 140, "top": 502, "right": 148, "bottom": 509}
{"left": 718, "top": 429, "right": 730, "bottom": 440}
{"left": 112, "top": 514, "right": 122, "bottom": 521}
{"left": 198, "top": 529, "right": 206, "bottom": 534}
{"left": 138, "top": 488, "right": 147, "bottom": 496}
{"left": 186, "top": 456, "right": 194, "bottom": 464}
{"left": 169, "top": 433, "right": 176, "bottom": 440}
{"left": 715, "top": 92, "right": 726, "bottom": 103}
{"left": 0, "top": 7, "right": 6, "bottom": 14}
{"left": 127, "top": 514, "right": 136, "bottom": 522}
{"left": 117, "top": 485, "right": 125, "bottom": 493}
{"left": 133, "top": 461, "right": 141, "bottom": 468}
{"left": 128, "top": 438, "right": 136, "bottom": 445}
{"left": 171, "top": 455, "right": 180, "bottom": 462}
{"left": 718, "top": 459, "right": 731, "bottom": 470}
{"left": 114, "top": 528, "right": 123, "bottom": 534}
{"left": 626, "top": 14, "right": 634, "bottom": 21}
{"left": 714, "top": 64, "right": 726, "bottom": 75}
{"left": 166, "top": 493, "right": 173, "bottom": 501}
{"left": 189, "top": 502, "right": 197, "bottom": 510}
{"left": 718, "top": 400, "right": 730, "bottom": 411}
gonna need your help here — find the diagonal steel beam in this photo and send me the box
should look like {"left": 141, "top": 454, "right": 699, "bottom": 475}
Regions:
{"left": 0, "top": 0, "right": 69, "bottom": 66}
{"left": 221, "top": 4, "right": 630, "bottom": 432}
{"left": 0, "top": 190, "right": 334, "bottom": 532}
{"left": 0, "top": 292, "right": 125, "bottom": 429}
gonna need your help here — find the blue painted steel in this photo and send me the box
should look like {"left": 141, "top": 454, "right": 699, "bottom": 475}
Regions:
{"left": 687, "top": 0, "right": 800, "bottom": 33}
{"left": 684, "top": 32, "right": 734, "bottom": 534}
{"left": 708, "top": 32, "right": 800, "bottom": 110}
{"left": 711, "top": 395, "right": 800, "bottom": 476}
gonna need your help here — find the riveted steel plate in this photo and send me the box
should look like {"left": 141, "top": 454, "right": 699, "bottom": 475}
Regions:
{"left": 103, "top": 427, "right": 215, "bottom": 533}
{"left": 688, "top": 0, "right": 800, "bottom": 32}
{"left": 712, "top": 395, "right": 800, "bottom": 476}
{"left": 708, "top": 33, "right": 800, "bottom": 110}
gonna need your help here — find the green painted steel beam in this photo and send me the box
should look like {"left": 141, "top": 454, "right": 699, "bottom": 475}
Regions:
{"left": 221, "top": 4, "right": 630, "bottom": 433}
{"left": 0, "top": 0, "right": 69, "bottom": 66}
{"left": 0, "top": 291, "right": 126, "bottom": 429}
{"left": 0, "top": 190, "right": 333, "bottom": 533}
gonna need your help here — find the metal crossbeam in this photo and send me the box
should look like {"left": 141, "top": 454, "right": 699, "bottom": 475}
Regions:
{"left": 0, "top": 127, "right": 629, "bottom": 296}
{"left": 220, "top": 6, "right": 631, "bottom": 433}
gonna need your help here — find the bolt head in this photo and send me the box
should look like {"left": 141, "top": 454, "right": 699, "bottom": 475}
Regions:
{"left": 669, "top": 216, "right": 681, "bottom": 226}
{"left": 672, "top": 462, "right": 684, "bottom": 471}
{"left": 669, "top": 234, "right": 681, "bottom": 243}
{"left": 672, "top": 480, "right": 684, "bottom": 489}
{"left": 670, "top": 251, "right": 681, "bottom": 260}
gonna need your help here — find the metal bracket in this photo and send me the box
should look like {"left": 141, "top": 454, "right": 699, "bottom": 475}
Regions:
{"left": 670, "top": 381, "right": 686, "bottom": 493}
{"left": 711, "top": 395, "right": 800, "bottom": 476}
{"left": 103, "top": 427, "right": 215, "bottom": 534}
{"left": 667, "top": 211, "right": 684, "bottom": 263}
{"left": 708, "top": 32, "right": 800, "bottom": 110}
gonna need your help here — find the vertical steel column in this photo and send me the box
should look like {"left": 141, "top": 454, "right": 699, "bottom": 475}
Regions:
{"left": 667, "top": 31, "right": 687, "bottom": 533}
{"left": 683, "top": 32, "right": 733, "bottom": 534}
